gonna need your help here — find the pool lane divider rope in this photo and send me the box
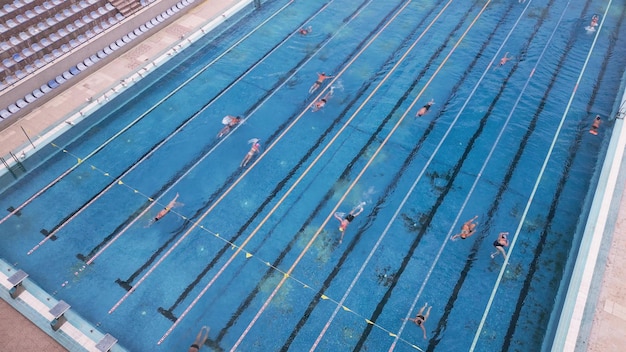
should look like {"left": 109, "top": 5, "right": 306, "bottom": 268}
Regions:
{"left": 109, "top": 0, "right": 413, "bottom": 320}
{"left": 422, "top": 0, "right": 582, "bottom": 348}
{"left": 289, "top": 0, "right": 535, "bottom": 348}
{"left": 392, "top": 0, "right": 563, "bottom": 345}
{"left": 206, "top": 0, "right": 466, "bottom": 345}
{"left": 75, "top": 0, "right": 379, "bottom": 271}
{"left": 82, "top": 0, "right": 370, "bottom": 266}
{"left": 233, "top": 0, "right": 495, "bottom": 349}
{"left": 24, "top": 0, "right": 334, "bottom": 256}
{"left": 50, "top": 2, "right": 482, "bottom": 350}
{"left": 468, "top": 0, "right": 612, "bottom": 349}
{"left": 149, "top": 0, "right": 436, "bottom": 345}
{"left": 0, "top": 0, "right": 298, "bottom": 228}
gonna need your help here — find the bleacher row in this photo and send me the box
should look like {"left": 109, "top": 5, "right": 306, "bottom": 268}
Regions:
{"left": 0, "top": 0, "right": 195, "bottom": 121}
{"left": 0, "top": 0, "right": 123, "bottom": 90}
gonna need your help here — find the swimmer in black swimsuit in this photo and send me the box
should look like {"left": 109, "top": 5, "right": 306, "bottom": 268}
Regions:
{"left": 589, "top": 115, "right": 601, "bottom": 135}
{"left": 333, "top": 201, "right": 365, "bottom": 243}
{"left": 312, "top": 86, "right": 335, "bottom": 112}
{"left": 148, "top": 193, "right": 182, "bottom": 226}
{"left": 188, "top": 326, "right": 209, "bottom": 352}
{"left": 309, "top": 72, "right": 333, "bottom": 94}
{"left": 491, "top": 232, "right": 509, "bottom": 259}
{"left": 416, "top": 99, "right": 434, "bottom": 117}
{"left": 407, "top": 302, "right": 432, "bottom": 339}
{"left": 451, "top": 215, "right": 478, "bottom": 241}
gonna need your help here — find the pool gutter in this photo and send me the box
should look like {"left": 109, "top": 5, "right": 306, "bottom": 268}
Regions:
{"left": 550, "top": 75, "right": 626, "bottom": 351}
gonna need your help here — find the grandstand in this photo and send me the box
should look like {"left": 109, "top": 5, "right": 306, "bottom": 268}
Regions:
{"left": 0, "top": 0, "right": 197, "bottom": 125}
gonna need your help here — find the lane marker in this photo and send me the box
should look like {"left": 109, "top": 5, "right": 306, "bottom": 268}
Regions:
{"left": 469, "top": 0, "right": 612, "bottom": 349}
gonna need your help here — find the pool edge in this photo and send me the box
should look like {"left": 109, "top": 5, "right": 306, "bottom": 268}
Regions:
{"left": 550, "top": 72, "right": 626, "bottom": 351}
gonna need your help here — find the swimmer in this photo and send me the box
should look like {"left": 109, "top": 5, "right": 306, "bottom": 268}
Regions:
{"left": 217, "top": 115, "right": 241, "bottom": 138}
{"left": 149, "top": 193, "right": 182, "bottom": 225}
{"left": 312, "top": 86, "right": 334, "bottom": 112}
{"left": 494, "top": 52, "right": 513, "bottom": 69}
{"left": 586, "top": 15, "right": 599, "bottom": 31}
{"left": 491, "top": 232, "right": 510, "bottom": 259}
{"left": 333, "top": 201, "right": 365, "bottom": 243}
{"left": 416, "top": 99, "right": 434, "bottom": 117}
{"left": 309, "top": 72, "right": 333, "bottom": 94}
{"left": 298, "top": 26, "right": 312, "bottom": 35}
{"left": 241, "top": 138, "right": 261, "bottom": 167}
{"left": 451, "top": 215, "right": 479, "bottom": 240}
{"left": 589, "top": 114, "right": 601, "bottom": 135}
{"left": 406, "top": 302, "right": 432, "bottom": 339}
{"left": 188, "top": 326, "right": 209, "bottom": 352}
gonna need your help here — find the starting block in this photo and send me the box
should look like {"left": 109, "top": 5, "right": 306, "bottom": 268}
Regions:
{"left": 96, "top": 333, "right": 118, "bottom": 352}
{"left": 49, "top": 300, "right": 70, "bottom": 331}
{"left": 7, "top": 270, "right": 28, "bottom": 299}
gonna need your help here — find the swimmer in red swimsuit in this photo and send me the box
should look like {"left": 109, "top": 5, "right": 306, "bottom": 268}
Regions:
{"left": 299, "top": 26, "right": 312, "bottom": 35}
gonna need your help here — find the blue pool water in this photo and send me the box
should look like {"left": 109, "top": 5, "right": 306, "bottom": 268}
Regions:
{"left": 2, "top": 0, "right": 626, "bottom": 350}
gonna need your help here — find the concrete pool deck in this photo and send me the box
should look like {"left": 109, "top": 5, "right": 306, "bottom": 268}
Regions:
{"left": 0, "top": 0, "right": 624, "bottom": 350}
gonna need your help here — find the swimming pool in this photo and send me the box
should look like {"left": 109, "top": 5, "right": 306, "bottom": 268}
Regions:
{"left": 1, "top": 0, "right": 626, "bottom": 350}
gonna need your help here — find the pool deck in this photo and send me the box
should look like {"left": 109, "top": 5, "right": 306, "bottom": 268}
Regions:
{"left": 0, "top": 0, "right": 624, "bottom": 351}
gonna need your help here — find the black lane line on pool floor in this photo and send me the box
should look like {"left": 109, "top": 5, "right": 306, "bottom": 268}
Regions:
{"left": 152, "top": 0, "right": 421, "bottom": 320}
{"left": 109, "top": 0, "right": 396, "bottom": 288}
{"left": 0, "top": 0, "right": 300, "bottom": 227}
{"left": 501, "top": 8, "right": 625, "bottom": 349}
{"left": 425, "top": 1, "right": 594, "bottom": 351}
{"left": 37, "top": 1, "right": 331, "bottom": 254}
{"left": 168, "top": 0, "right": 500, "bottom": 346}
{"left": 73, "top": 0, "right": 350, "bottom": 264}
{"left": 163, "top": 0, "right": 463, "bottom": 344}
{"left": 281, "top": 2, "right": 513, "bottom": 351}
{"left": 281, "top": 1, "right": 516, "bottom": 351}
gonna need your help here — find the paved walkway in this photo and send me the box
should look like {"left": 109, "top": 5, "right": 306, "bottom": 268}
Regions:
{"left": 586, "top": 161, "right": 626, "bottom": 351}
{"left": 0, "top": 298, "right": 68, "bottom": 352}
{"left": 0, "top": 0, "right": 624, "bottom": 350}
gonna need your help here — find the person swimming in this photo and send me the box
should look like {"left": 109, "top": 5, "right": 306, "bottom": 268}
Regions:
{"left": 586, "top": 15, "right": 599, "bottom": 31}
{"left": 589, "top": 115, "right": 601, "bottom": 135}
{"left": 451, "top": 215, "right": 479, "bottom": 240}
{"left": 241, "top": 138, "right": 261, "bottom": 167}
{"left": 491, "top": 232, "right": 510, "bottom": 259}
{"left": 148, "top": 193, "right": 182, "bottom": 226}
{"left": 299, "top": 26, "right": 312, "bottom": 35}
{"left": 333, "top": 201, "right": 365, "bottom": 243}
{"left": 416, "top": 99, "right": 434, "bottom": 117}
{"left": 312, "top": 87, "right": 334, "bottom": 112}
{"left": 188, "top": 326, "right": 209, "bottom": 352}
{"left": 406, "top": 302, "right": 432, "bottom": 339}
{"left": 217, "top": 115, "right": 241, "bottom": 138}
{"left": 309, "top": 72, "right": 333, "bottom": 94}
{"left": 498, "top": 52, "right": 513, "bottom": 67}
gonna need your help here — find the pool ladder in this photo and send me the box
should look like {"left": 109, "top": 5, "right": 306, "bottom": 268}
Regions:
{"left": 0, "top": 152, "right": 26, "bottom": 179}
